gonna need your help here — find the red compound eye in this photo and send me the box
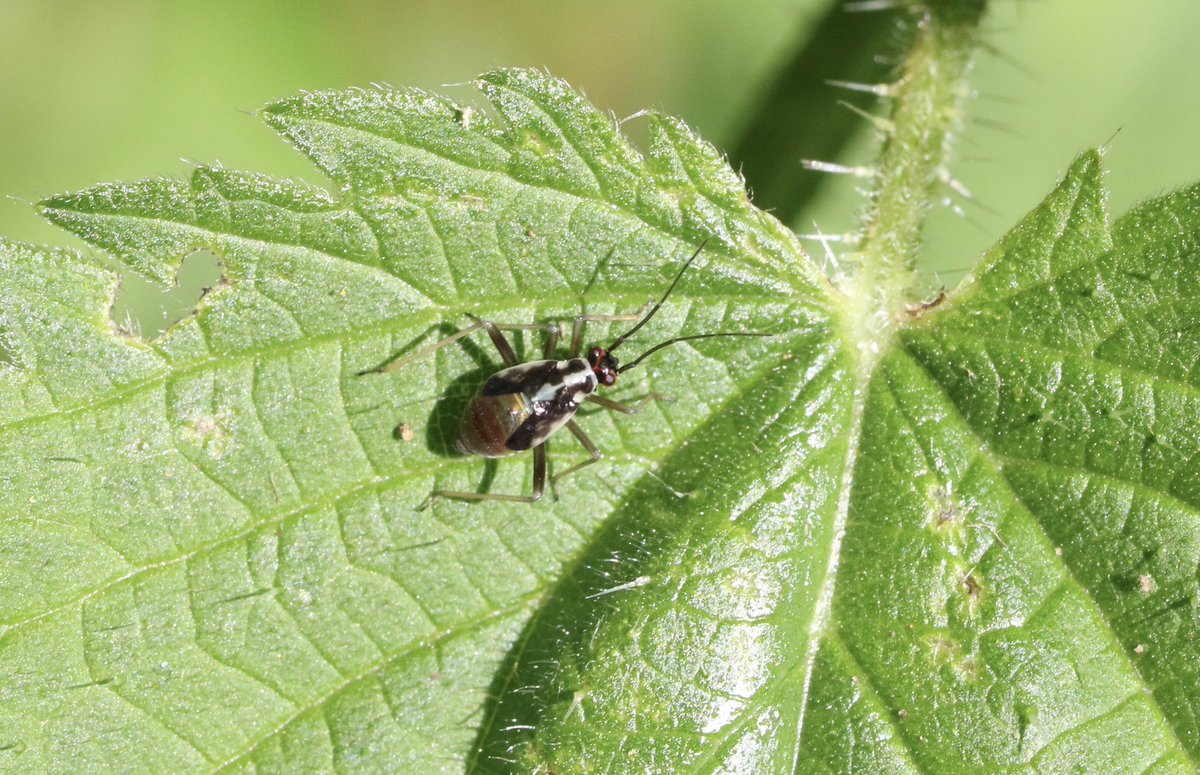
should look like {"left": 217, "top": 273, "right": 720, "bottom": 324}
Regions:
{"left": 588, "top": 346, "right": 619, "bottom": 387}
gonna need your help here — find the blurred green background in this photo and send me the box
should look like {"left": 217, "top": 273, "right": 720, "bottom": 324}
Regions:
{"left": 2, "top": 0, "right": 1198, "bottom": 298}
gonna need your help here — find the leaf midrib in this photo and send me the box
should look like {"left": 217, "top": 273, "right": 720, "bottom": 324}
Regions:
{"left": 0, "top": 283, "right": 789, "bottom": 442}
{"left": 40, "top": 201, "right": 435, "bottom": 303}
{"left": 792, "top": 327, "right": 871, "bottom": 768}
{"left": 466, "top": 333, "right": 840, "bottom": 773}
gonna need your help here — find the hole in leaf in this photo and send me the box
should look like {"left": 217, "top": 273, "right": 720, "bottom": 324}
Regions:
{"left": 960, "top": 572, "right": 984, "bottom": 602}
{"left": 109, "top": 249, "right": 225, "bottom": 340}
{"left": 618, "top": 114, "right": 653, "bottom": 159}
{"left": 517, "top": 128, "right": 554, "bottom": 157}
{"left": 1016, "top": 702, "right": 1039, "bottom": 746}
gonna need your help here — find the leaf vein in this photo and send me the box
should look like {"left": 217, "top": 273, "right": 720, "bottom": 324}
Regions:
{"left": 212, "top": 594, "right": 538, "bottom": 773}
{"left": 897, "top": 345, "right": 1193, "bottom": 761}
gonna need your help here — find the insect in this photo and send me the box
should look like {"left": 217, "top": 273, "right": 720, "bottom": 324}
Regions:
{"left": 365, "top": 240, "right": 767, "bottom": 509}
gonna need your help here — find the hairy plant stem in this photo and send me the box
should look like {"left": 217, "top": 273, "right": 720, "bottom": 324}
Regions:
{"left": 842, "top": 0, "right": 987, "bottom": 355}
{"left": 799, "top": 3, "right": 987, "bottom": 752}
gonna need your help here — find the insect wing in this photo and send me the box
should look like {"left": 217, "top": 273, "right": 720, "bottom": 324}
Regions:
{"left": 484, "top": 359, "right": 593, "bottom": 452}
{"left": 482, "top": 360, "right": 562, "bottom": 398}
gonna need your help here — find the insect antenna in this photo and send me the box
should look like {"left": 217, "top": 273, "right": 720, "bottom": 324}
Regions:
{"left": 616, "top": 331, "right": 773, "bottom": 374}
{"left": 607, "top": 238, "right": 709, "bottom": 353}
{"left": 603, "top": 238, "right": 775, "bottom": 373}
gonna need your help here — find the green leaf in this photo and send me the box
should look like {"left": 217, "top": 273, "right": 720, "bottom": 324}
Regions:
{"left": 2, "top": 69, "right": 827, "bottom": 772}
{"left": 879, "top": 153, "right": 1200, "bottom": 771}
{"left": 2, "top": 66, "right": 1198, "bottom": 775}
{"left": 818, "top": 150, "right": 1199, "bottom": 773}
{"left": 470, "top": 151, "right": 1200, "bottom": 775}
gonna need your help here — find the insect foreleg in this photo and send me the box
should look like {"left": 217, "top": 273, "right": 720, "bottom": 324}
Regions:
{"left": 569, "top": 303, "right": 652, "bottom": 358}
{"left": 585, "top": 393, "right": 668, "bottom": 415}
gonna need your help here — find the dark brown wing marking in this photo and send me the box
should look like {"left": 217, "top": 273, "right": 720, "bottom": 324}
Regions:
{"left": 482, "top": 360, "right": 561, "bottom": 398}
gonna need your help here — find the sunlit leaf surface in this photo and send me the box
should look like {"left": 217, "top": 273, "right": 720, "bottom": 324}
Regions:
{"left": 0, "top": 71, "right": 1195, "bottom": 773}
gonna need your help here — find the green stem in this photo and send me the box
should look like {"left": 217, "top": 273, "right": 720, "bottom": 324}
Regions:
{"left": 796, "top": 5, "right": 989, "bottom": 758}
{"left": 845, "top": 0, "right": 987, "bottom": 333}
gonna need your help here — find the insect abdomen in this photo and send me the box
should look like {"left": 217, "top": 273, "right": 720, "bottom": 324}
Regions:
{"left": 456, "top": 393, "right": 529, "bottom": 458}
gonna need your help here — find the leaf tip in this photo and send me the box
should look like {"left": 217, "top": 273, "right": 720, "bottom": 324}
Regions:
{"left": 1070, "top": 147, "right": 1104, "bottom": 177}
{"left": 35, "top": 192, "right": 84, "bottom": 233}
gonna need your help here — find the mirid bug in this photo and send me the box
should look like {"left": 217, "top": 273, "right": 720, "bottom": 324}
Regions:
{"left": 365, "top": 240, "right": 767, "bottom": 509}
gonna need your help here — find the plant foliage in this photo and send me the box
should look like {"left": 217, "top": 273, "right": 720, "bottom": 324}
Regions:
{"left": 0, "top": 15, "right": 1197, "bottom": 775}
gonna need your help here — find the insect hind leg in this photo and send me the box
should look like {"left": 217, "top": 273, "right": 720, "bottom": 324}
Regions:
{"left": 360, "top": 316, "right": 560, "bottom": 374}
{"left": 358, "top": 320, "right": 489, "bottom": 375}
{"left": 464, "top": 314, "right": 561, "bottom": 367}
{"left": 585, "top": 392, "right": 671, "bottom": 415}
{"left": 417, "top": 443, "right": 547, "bottom": 511}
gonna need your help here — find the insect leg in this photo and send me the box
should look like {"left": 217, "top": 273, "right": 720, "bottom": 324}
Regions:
{"left": 550, "top": 420, "right": 602, "bottom": 497}
{"left": 569, "top": 304, "right": 653, "bottom": 357}
{"left": 585, "top": 393, "right": 669, "bottom": 415}
{"left": 363, "top": 317, "right": 557, "bottom": 375}
{"left": 359, "top": 320, "right": 491, "bottom": 375}
{"left": 417, "top": 443, "right": 547, "bottom": 510}
{"left": 466, "top": 315, "right": 561, "bottom": 367}
{"left": 465, "top": 314, "right": 520, "bottom": 366}
{"left": 540, "top": 322, "right": 562, "bottom": 358}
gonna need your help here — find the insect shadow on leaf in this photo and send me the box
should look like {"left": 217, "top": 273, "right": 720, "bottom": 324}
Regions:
{"left": 422, "top": 325, "right": 531, "bottom": 459}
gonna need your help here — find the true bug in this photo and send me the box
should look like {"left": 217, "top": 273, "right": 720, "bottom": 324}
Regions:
{"left": 366, "top": 240, "right": 767, "bottom": 509}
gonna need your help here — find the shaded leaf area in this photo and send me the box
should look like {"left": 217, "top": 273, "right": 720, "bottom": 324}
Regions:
{"left": 0, "top": 70, "right": 830, "bottom": 772}
{"left": 800, "top": 153, "right": 1200, "bottom": 772}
